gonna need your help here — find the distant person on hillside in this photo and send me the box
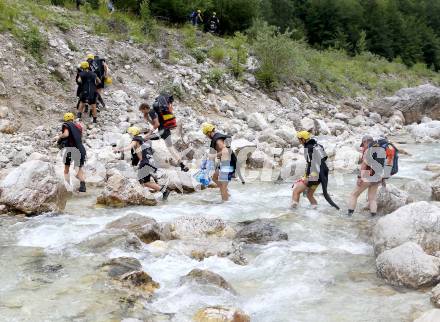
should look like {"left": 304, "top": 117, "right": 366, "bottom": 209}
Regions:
{"left": 76, "top": 0, "right": 82, "bottom": 10}
{"left": 107, "top": 0, "right": 114, "bottom": 13}
{"left": 77, "top": 61, "right": 100, "bottom": 123}
{"left": 208, "top": 12, "right": 220, "bottom": 34}
{"left": 139, "top": 99, "right": 189, "bottom": 172}
{"left": 57, "top": 112, "right": 87, "bottom": 192}
{"left": 191, "top": 9, "right": 203, "bottom": 27}
{"left": 86, "top": 54, "right": 109, "bottom": 109}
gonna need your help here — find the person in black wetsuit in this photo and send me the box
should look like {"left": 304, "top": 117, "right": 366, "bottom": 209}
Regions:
{"left": 114, "top": 127, "right": 170, "bottom": 200}
{"left": 291, "top": 130, "right": 339, "bottom": 210}
{"left": 77, "top": 61, "right": 100, "bottom": 123}
{"left": 201, "top": 122, "right": 237, "bottom": 202}
{"left": 139, "top": 100, "right": 189, "bottom": 172}
{"left": 86, "top": 54, "right": 108, "bottom": 108}
{"left": 57, "top": 112, "right": 87, "bottom": 192}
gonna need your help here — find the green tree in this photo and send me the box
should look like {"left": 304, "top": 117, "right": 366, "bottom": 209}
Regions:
{"left": 228, "top": 32, "right": 248, "bottom": 77}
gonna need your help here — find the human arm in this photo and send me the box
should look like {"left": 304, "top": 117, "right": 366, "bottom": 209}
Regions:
{"left": 113, "top": 141, "right": 136, "bottom": 153}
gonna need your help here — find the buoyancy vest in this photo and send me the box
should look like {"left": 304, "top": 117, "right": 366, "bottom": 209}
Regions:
{"left": 210, "top": 132, "right": 237, "bottom": 173}
{"left": 153, "top": 95, "right": 177, "bottom": 130}
{"left": 131, "top": 136, "right": 154, "bottom": 167}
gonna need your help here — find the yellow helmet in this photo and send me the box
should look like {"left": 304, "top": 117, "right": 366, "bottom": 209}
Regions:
{"left": 104, "top": 76, "right": 112, "bottom": 85}
{"left": 297, "top": 130, "right": 311, "bottom": 141}
{"left": 127, "top": 127, "right": 141, "bottom": 136}
{"left": 80, "top": 61, "right": 89, "bottom": 70}
{"left": 86, "top": 54, "right": 95, "bottom": 60}
{"left": 63, "top": 112, "right": 75, "bottom": 122}
{"left": 201, "top": 122, "right": 215, "bottom": 135}
{"left": 197, "top": 9, "right": 201, "bottom": 13}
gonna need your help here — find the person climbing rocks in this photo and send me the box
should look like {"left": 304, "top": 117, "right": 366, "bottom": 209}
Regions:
{"left": 57, "top": 112, "right": 87, "bottom": 192}
{"left": 77, "top": 61, "right": 100, "bottom": 123}
{"left": 86, "top": 54, "right": 108, "bottom": 109}
{"left": 347, "top": 135, "right": 398, "bottom": 217}
{"left": 191, "top": 9, "right": 203, "bottom": 27}
{"left": 291, "top": 131, "right": 339, "bottom": 210}
{"left": 76, "top": 0, "right": 83, "bottom": 10}
{"left": 75, "top": 63, "right": 84, "bottom": 110}
{"left": 201, "top": 122, "right": 237, "bottom": 202}
{"left": 208, "top": 12, "right": 220, "bottom": 34}
{"left": 139, "top": 98, "right": 189, "bottom": 172}
{"left": 114, "top": 127, "right": 170, "bottom": 201}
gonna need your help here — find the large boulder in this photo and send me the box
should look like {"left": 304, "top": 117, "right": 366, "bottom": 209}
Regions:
{"left": 373, "top": 202, "right": 440, "bottom": 255}
{"left": 376, "top": 184, "right": 412, "bottom": 215}
{"left": 402, "top": 180, "right": 432, "bottom": 201}
{"left": 180, "top": 269, "right": 236, "bottom": 294}
{"left": 408, "top": 121, "right": 440, "bottom": 140}
{"left": 235, "top": 219, "right": 288, "bottom": 244}
{"left": 0, "top": 160, "right": 68, "bottom": 215}
{"left": 96, "top": 173, "right": 157, "bottom": 207}
{"left": 193, "top": 306, "right": 250, "bottom": 322}
{"left": 414, "top": 309, "right": 440, "bottom": 322}
{"left": 376, "top": 242, "right": 440, "bottom": 289}
{"left": 375, "top": 84, "right": 440, "bottom": 124}
{"left": 170, "top": 216, "right": 231, "bottom": 239}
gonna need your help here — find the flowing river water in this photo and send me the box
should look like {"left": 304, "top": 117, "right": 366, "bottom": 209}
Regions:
{"left": 0, "top": 143, "right": 439, "bottom": 322}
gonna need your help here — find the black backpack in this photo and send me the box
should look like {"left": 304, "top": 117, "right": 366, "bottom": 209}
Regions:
{"left": 369, "top": 139, "right": 399, "bottom": 176}
{"left": 91, "top": 56, "right": 105, "bottom": 79}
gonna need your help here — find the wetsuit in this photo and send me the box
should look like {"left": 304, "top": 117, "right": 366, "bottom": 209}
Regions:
{"left": 79, "top": 70, "right": 98, "bottom": 104}
{"left": 62, "top": 122, "right": 86, "bottom": 168}
{"left": 131, "top": 136, "right": 158, "bottom": 184}
{"left": 210, "top": 133, "right": 237, "bottom": 182}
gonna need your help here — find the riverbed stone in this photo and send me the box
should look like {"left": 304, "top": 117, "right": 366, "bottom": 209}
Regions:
{"left": 235, "top": 219, "right": 288, "bottom": 244}
{"left": 0, "top": 160, "right": 68, "bottom": 215}
{"left": 180, "top": 269, "right": 236, "bottom": 294}
{"left": 432, "top": 177, "right": 440, "bottom": 201}
{"left": 193, "top": 306, "right": 250, "bottom": 322}
{"left": 376, "top": 242, "right": 440, "bottom": 289}
{"left": 373, "top": 202, "right": 440, "bottom": 255}
{"left": 77, "top": 230, "right": 142, "bottom": 252}
{"left": 376, "top": 184, "right": 412, "bottom": 215}
{"left": 431, "top": 284, "right": 440, "bottom": 308}
{"left": 171, "top": 216, "right": 231, "bottom": 239}
{"left": 102, "top": 257, "right": 142, "bottom": 278}
{"left": 414, "top": 309, "right": 440, "bottom": 322}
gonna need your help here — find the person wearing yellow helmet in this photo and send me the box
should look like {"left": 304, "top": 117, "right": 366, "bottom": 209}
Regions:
{"left": 208, "top": 11, "right": 220, "bottom": 34}
{"left": 86, "top": 54, "right": 109, "bottom": 109}
{"left": 77, "top": 60, "right": 101, "bottom": 123}
{"left": 191, "top": 9, "right": 203, "bottom": 26}
{"left": 57, "top": 112, "right": 87, "bottom": 192}
{"left": 201, "top": 122, "right": 238, "bottom": 202}
{"left": 113, "top": 127, "right": 171, "bottom": 200}
{"left": 291, "top": 131, "right": 340, "bottom": 210}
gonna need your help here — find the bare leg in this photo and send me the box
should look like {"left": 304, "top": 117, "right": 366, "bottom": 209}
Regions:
{"left": 291, "top": 181, "right": 307, "bottom": 207}
{"left": 144, "top": 181, "right": 161, "bottom": 192}
{"left": 367, "top": 183, "right": 380, "bottom": 214}
{"left": 64, "top": 165, "right": 70, "bottom": 183}
{"left": 218, "top": 182, "right": 229, "bottom": 201}
{"left": 76, "top": 167, "right": 86, "bottom": 182}
{"left": 348, "top": 181, "right": 370, "bottom": 211}
{"left": 306, "top": 188, "right": 318, "bottom": 206}
{"left": 91, "top": 104, "right": 97, "bottom": 118}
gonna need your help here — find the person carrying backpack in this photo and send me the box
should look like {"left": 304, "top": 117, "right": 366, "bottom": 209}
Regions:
{"left": 292, "top": 131, "right": 339, "bottom": 210}
{"left": 347, "top": 135, "right": 398, "bottom": 217}
{"left": 86, "top": 54, "right": 108, "bottom": 108}
{"left": 77, "top": 61, "right": 100, "bottom": 123}
{"left": 208, "top": 12, "right": 220, "bottom": 34}
{"left": 57, "top": 112, "right": 87, "bottom": 192}
{"left": 139, "top": 97, "right": 189, "bottom": 172}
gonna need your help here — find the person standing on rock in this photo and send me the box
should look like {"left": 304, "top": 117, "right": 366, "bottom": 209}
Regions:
{"left": 139, "top": 99, "right": 189, "bottom": 172}
{"left": 77, "top": 61, "right": 100, "bottom": 124}
{"left": 113, "top": 127, "right": 171, "bottom": 201}
{"left": 292, "top": 131, "right": 339, "bottom": 210}
{"left": 201, "top": 123, "right": 237, "bottom": 202}
{"left": 57, "top": 112, "right": 87, "bottom": 192}
{"left": 86, "top": 54, "right": 108, "bottom": 109}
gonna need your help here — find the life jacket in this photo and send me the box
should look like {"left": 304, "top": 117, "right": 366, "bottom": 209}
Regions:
{"left": 62, "top": 122, "right": 86, "bottom": 156}
{"left": 131, "top": 136, "right": 154, "bottom": 167}
{"left": 210, "top": 132, "right": 237, "bottom": 173}
{"left": 79, "top": 71, "right": 97, "bottom": 98}
{"left": 89, "top": 57, "right": 105, "bottom": 80}
{"left": 368, "top": 139, "right": 399, "bottom": 177}
{"left": 152, "top": 95, "right": 177, "bottom": 130}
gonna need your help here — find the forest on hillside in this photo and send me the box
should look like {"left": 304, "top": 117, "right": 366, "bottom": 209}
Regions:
{"left": 112, "top": 0, "right": 440, "bottom": 71}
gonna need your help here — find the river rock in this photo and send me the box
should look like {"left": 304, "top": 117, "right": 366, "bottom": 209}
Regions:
{"left": 433, "top": 178, "right": 440, "bottom": 201}
{"left": 401, "top": 180, "right": 432, "bottom": 201}
{"left": 414, "top": 309, "right": 440, "bottom": 322}
{"left": 247, "top": 113, "right": 268, "bottom": 131}
{"left": 376, "top": 184, "right": 412, "bottom": 215}
{"left": 165, "top": 170, "right": 200, "bottom": 193}
{"left": 0, "top": 160, "right": 68, "bottom": 215}
{"left": 106, "top": 212, "right": 172, "bottom": 243}
{"left": 431, "top": 284, "right": 440, "bottom": 308}
{"left": 376, "top": 242, "right": 440, "bottom": 289}
{"left": 375, "top": 84, "right": 440, "bottom": 124}
{"left": 180, "top": 269, "right": 236, "bottom": 293}
{"left": 373, "top": 202, "right": 440, "bottom": 255}
{"left": 102, "top": 257, "right": 142, "bottom": 278}
{"left": 77, "top": 230, "right": 142, "bottom": 252}
{"left": 120, "top": 270, "right": 160, "bottom": 292}
{"left": 171, "top": 216, "right": 231, "bottom": 239}
{"left": 408, "top": 121, "right": 440, "bottom": 140}
{"left": 96, "top": 173, "right": 157, "bottom": 207}
{"left": 193, "top": 306, "right": 250, "bottom": 322}
{"left": 235, "top": 219, "right": 288, "bottom": 244}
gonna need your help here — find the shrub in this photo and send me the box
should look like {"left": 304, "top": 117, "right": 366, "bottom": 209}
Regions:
{"left": 0, "top": 0, "right": 18, "bottom": 31}
{"left": 50, "top": 0, "right": 65, "bottom": 6}
{"left": 228, "top": 32, "right": 247, "bottom": 78}
{"left": 207, "top": 68, "right": 225, "bottom": 86}
{"left": 208, "top": 46, "right": 226, "bottom": 63}
{"left": 191, "top": 47, "right": 207, "bottom": 64}
{"left": 87, "top": 0, "right": 100, "bottom": 10}
{"left": 140, "top": 0, "right": 157, "bottom": 39}
{"left": 113, "top": 0, "right": 140, "bottom": 13}
{"left": 107, "top": 14, "right": 129, "bottom": 34}
{"left": 19, "top": 25, "right": 48, "bottom": 61}
{"left": 183, "top": 24, "right": 197, "bottom": 49}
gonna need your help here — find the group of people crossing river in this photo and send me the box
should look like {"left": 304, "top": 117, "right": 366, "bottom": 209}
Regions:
{"left": 57, "top": 53, "right": 399, "bottom": 216}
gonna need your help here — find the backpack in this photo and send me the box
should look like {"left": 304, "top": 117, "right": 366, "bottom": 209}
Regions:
{"left": 152, "top": 95, "right": 177, "bottom": 129}
{"left": 369, "top": 139, "right": 399, "bottom": 177}
{"left": 90, "top": 56, "right": 105, "bottom": 79}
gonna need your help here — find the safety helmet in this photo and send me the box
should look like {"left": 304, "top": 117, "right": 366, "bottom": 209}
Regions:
{"left": 201, "top": 122, "right": 215, "bottom": 135}
{"left": 296, "top": 130, "right": 311, "bottom": 141}
{"left": 86, "top": 53, "right": 95, "bottom": 60}
{"left": 127, "top": 127, "right": 141, "bottom": 136}
{"left": 197, "top": 9, "right": 201, "bottom": 13}
{"left": 213, "top": 12, "right": 216, "bottom": 15}
{"left": 80, "top": 61, "right": 89, "bottom": 70}
{"left": 104, "top": 76, "right": 113, "bottom": 85}
{"left": 63, "top": 112, "right": 75, "bottom": 122}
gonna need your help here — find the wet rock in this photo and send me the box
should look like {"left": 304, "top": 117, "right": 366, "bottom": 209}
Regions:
{"left": 102, "top": 257, "right": 142, "bottom": 278}
{"left": 0, "top": 160, "right": 68, "bottom": 215}
{"left": 401, "top": 180, "right": 432, "bottom": 201}
{"left": 97, "top": 173, "right": 157, "bottom": 207}
{"left": 106, "top": 212, "right": 171, "bottom": 243}
{"left": 77, "top": 230, "right": 142, "bottom": 252}
{"left": 408, "top": 121, "right": 440, "bottom": 140}
{"left": 165, "top": 170, "right": 200, "bottom": 193}
{"left": 432, "top": 177, "right": 440, "bottom": 201}
{"left": 373, "top": 202, "right": 440, "bottom": 255}
{"left": 120, "top": 270, "right": 160, "bottom": 292}
{"left": 180, "top": 269, "right": 236, "bottom": 293}
{"left": 414, "top": 309, "right": 440, "bottom": 322}
{"left": 193, "top": 306, "right": 250, "bottom": 322}
{"left": 377, "top": 184, "right": 412, "bottom": 215}
{"left": 431, "top": 284, "right": 440, "bottom": 308}
{"left": 375, "top": 84, "right": 440, "bottom": 124}
{"left": 376, "top": 242, "right": 440, "bottom": 289}
{"left": 235, "top": 219, "right": 288, "bottom": 244}
{"left": 171, "top": 216, "right": 230, "bottom": 239}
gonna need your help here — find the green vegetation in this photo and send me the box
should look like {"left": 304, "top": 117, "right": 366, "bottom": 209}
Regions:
{"left": 207, "top": 67, "right": 225, "bottom": 86}
{"left": 208, "top": 46, "right": 226, "bottom": 63}
{"left": 228, "top": 32, "right": 247, "bottom": 78}
{"left": 191, "top": 47, "right": 207, "bottom": 64}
